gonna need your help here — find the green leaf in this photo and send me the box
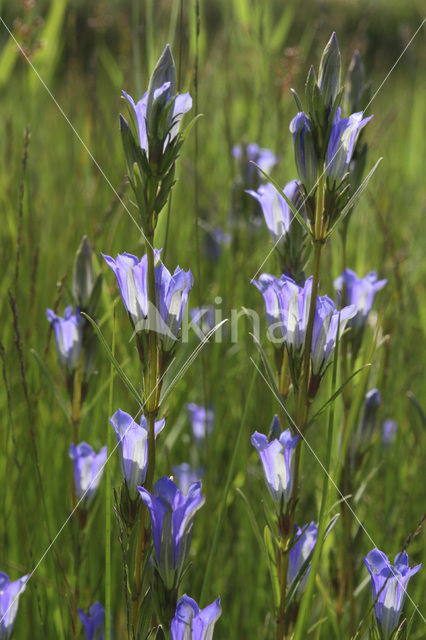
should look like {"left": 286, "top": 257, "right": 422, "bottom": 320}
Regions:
{"left": 407, "top": 391, "right": 426, "bottom": 429}
{"left": 326, "top": 157, "right": 383, "bottom": 238}
{"left": 81, "top": 313, "right": 143, "bottom": 409}
{"left": 306, "top": 363, "right": 371, "bottom": 429}
{"left": 236, "top": 488, "right": 264, "bottom": 554}
{"left": 30, "top": 349, "right": 71, "bottom": 423}
{"left": 264, "top": 525, "right": 280, "bottom": 612}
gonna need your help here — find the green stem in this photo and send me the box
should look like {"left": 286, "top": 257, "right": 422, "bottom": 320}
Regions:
{"left": 105, "top": 305, "right": 116, "bottom": 640}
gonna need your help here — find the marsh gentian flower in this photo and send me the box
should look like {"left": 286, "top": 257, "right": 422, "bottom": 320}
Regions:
{"left": 382, "top": 419, "right": 398, "bottom": 446}
{"left": 288, "top": 522, "right": 318, "bottom": 595}
{"left": 310, "top": 293, "right": 355, "bottom": 379}
{"left": 109, "top": 409, "right": 165, "bottom": 499}
{"left": 360, "top": 388, "right": 381, "bottom": 442}
{"left": 334, "top": 268, "right": 386, "bottom": 334}
{"left": 186, "top": 403, "right": 214, "bottom": 443}
{"left": 204, "top": 226, "right": 231, "bottom": 262}
{"left": 289, "top": 112, "right": 318, "bottom": 193}
{"left": 173, "top": 464, "right": 204, "bottom": 496}
{"left": 46, "top": 306, "right": 83, "bottom": 370}
{"left": 233, "top": 143, "right": 277, "bottom": 182}
{"left": 246, "top": 180, "right": 305, "bottom": 255}
{"left": 122, "top": 45, "right": 191, "bottom": 156}
{"left": 69, "top": 443, "right": 107, "bottom": 505}
{"left": 253, "top": 275, "right": 355, "bottom": 382}
{"left": 138, "top": 477, "right": 205, "bottom": 589}
{"left": 171, "top": 594, "right": 222, "bottom": 640}
{"left": 364, "top": 549, "right": 421, "bottom": 639}
{"left": 78, "top": 602, "right": 107, "bottom": 640}
{"left": 251, "top": 429, "right": 299, "bottom": 510}
{"left": 326, "top": 108, "right": 373, "bottom": 187}
{"left": 102, "top": 251, "right": 193, "bottom": 350}
{"left": 0, "top": 572, "right": 29, "bottom": 639}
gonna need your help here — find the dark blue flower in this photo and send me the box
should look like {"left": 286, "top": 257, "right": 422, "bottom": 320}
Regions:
{"left": 171, "top": 594, "right": 221, "bottom": 640}
{"left": 326, "top": 108, "right": 373, "bottom": 187}
{"left": 288, "top": 522, "right": 318, "bottom": 595}
{"left": 0, "top": 572, "right": 29, "bottom": 640}
{"left": 364, "top": 549, "right": 421, "bottom": 639}
{"left": 186, "top": 403, "right": 214, "bottom": 443}
{"left": 251, "top": 429, "right": 299, "bottom": 510}
{"left": 138, "top": 477, "right": 205, "bottom": 589}
{"left": 78, "top": 601, "right": 108, "bottom": 640}
{"left": 46, "top": 306, "right": 83, "bottom": 370}
{"left": 69, "top": 443, "right": 107, "bottom": 505}
{"left": 289, "top": 112, "right": 318, "bottom": 192}
{"left": 109, "top": 409, "right": 165, "bottom": 499}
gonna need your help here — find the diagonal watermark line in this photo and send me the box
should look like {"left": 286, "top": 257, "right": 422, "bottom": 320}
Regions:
{"left": 0, "top": 18, "right": 155, "bottom": 254}
{"left": 251, "top": 16, "right": 426, "bottom": 282}
{"left": 250, "top": 356, "right": 426, "bottom": 626}
{"left": 0, "top": 320, "right": 226, "bottom": 628}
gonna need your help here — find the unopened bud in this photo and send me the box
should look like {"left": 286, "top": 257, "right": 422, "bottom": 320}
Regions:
{"left": 318, "top": 32, "right": 341, "bottom": 107}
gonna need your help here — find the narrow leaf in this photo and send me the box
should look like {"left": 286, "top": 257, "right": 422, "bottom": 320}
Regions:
{"left": 326, "top": 157, "right": 382, "bottom": 237}
{"left": 264, "top": 525, "right": 280, "bottom": 611}
{"left": 236, "top": 488, "right": 264, "bottom": 553}
{"left": 31, "top": 349, "right": 71, "bottom": 422}
{"left": 81, "top": 313, "right": 143, "bottom": 408}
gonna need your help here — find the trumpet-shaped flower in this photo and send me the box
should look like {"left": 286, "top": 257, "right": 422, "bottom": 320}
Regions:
{"left": 288, "top": 522, "right": 318, "bottom": 595}
{"left": 46, "top": 306, "right": 83, "bottom": 370}
{"left": 78, "top": 602, "right": 108, "bottom": 640}
{"left": 326, "top": 108, "right": 373, "bottom": 187}
{"left": 109, "top": 409, "right": 165, "bottom": 499}
{"left": 251, "top": 429, "right": 299, "bottom": 510}
{"left": 138, "top": 477, "right": 205, "bottom": 589}
{"left": 0, "top": 572, "right": 29, "bottom": 640}
{"left": 171, "top": 594, "right": 222, "bottom": 640}
{"left": 186, "top": 403, "right": 214, "bottom": 443}
{"left": 122, "top": 45, "right": 191, "bottom": 155}
{"left": 247, "top": 180, "right": 304, "bottom": 250}
{"left": 233, "top": 143, "right": 278, "bottom": 183}
{"left": 102, "top": 251, "right": 193, "bottom": 350}
{"left": 364, "top": 549, "right": 421, "bottom": 639}
{"left": 334, "top": 268, "right": 386, "bottom": 333}
{"left": 69, "top": 443, "right": 107, "bottom": 505}
{"left": 289, "top": 112, "right": 318, "bottom": 193}
{"left": 253, "top": 275, "right": 355, "bottom": 381}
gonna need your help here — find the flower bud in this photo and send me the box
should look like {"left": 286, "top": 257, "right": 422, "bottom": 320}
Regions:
{"left": 318, "top": 32, "right": 341, "bottom": 108}
{"left": 289, "top": 112, "right": 318, "bottom": 193}
{"left": 73, "top": 236, "right": 95, "bottom": 309}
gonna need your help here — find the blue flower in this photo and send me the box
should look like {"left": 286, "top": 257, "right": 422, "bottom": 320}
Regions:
{"left": 364, "top": 549, "right": 421, "bottom": 639}
{"left": 138, "top": 477, "right": 205, "bottom": 589}
{"left": 46, "top": 306, "right": 83, "bottom": 370}
{"left": 247, "top": 180, "right": 303, "bottom": 251}
{"left": 382, "top": 419, "right": 398, "bottom": 446}
{"left": 69, "top": 443, "right": 107, "bottom": 505}
{"left": 326, "top": 108, "right": 373, "bottom": 187}
{"left": 171, "top": 594, "right": 222, "bottom": 640}
{"left": 78, "top": 601, "right": 108, "bottom": 640}
{"left": 253, "top": 275, "right": 355, "bottom": 383}
{"left": 233, "top": 142, "right": 278, "bottom": 185}
{"left": 109, "top": 409, "right": 165, "bottom": 499}
{"left": 122, "top": 46, "right": 191, "bottom": 156}
{"left": 186, "top": 403, "right": 214, "bottom": 443}
{"left": 251, "top": 428, "right": 299, "bottom": 510}
{"left": 0, "top": 572, "right": 29, "bottom": 640}
{"left": 334, "top": 268, "right": 386, "bottom": 334}
{"left": 288, "top": 522, "right": 318, "bottom": 595}
{"left": 102, "top": 251, "right": 193, "bottom": 350}
{"left": 289, "top": 112, "right": 318, "bottom": 193}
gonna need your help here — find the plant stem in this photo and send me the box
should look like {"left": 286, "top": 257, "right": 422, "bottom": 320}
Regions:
{"left": 105, "top": 305, "right": 116, "bottom": 640}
